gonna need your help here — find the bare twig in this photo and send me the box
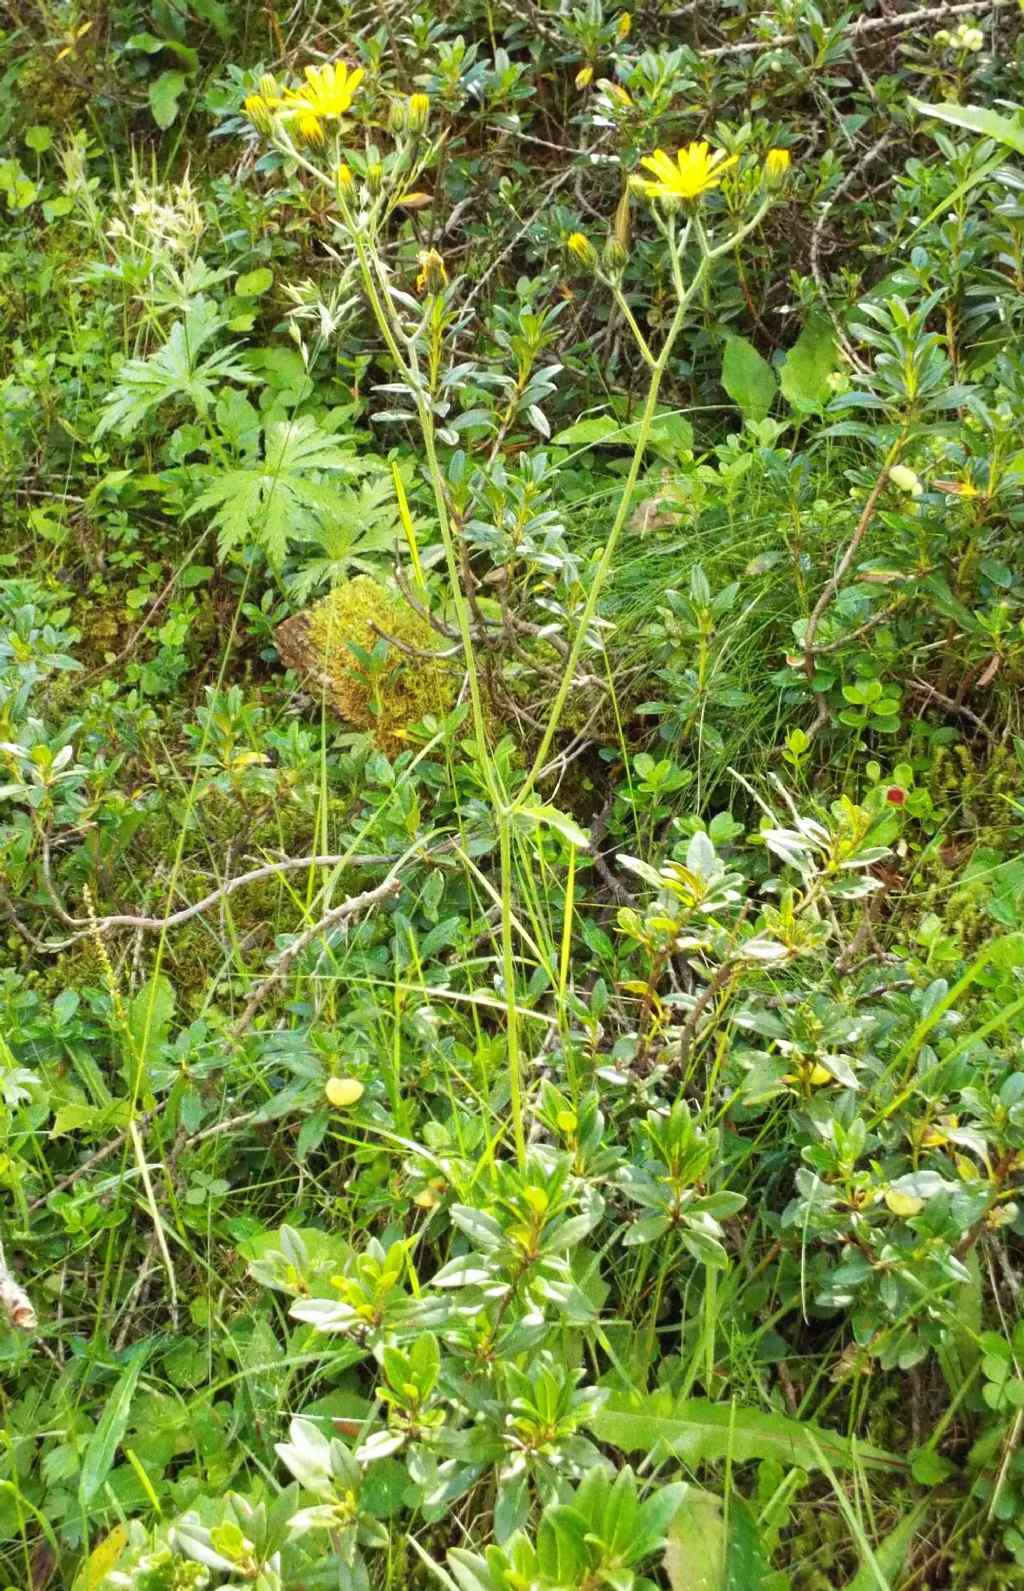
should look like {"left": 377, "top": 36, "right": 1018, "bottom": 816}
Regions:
{"left": 701, "top": 0, "right": 1013, "bottom": 59}
{"left": 908, "top": 677, "right": 994, "bottom": 738}
{"left": 32, "top": 849, "right": 402, "bottom": 943}
{"left": 231, "top": 873, "right": 404, "bottom": 1038}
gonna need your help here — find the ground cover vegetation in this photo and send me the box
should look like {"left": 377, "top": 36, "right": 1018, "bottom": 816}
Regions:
{"left": 2, "top": 0, "right": 1024, "bottom": 1585}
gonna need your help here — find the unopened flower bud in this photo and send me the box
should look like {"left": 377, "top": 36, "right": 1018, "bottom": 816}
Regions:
{"left": 259, "top": 73, "right": 281, "bottom": 104}
{"left": 890, "top": 463, "right": 924, "bottom": 497}
{"left": 243, "top": 94, "right": 274, "bottom": 136}
{"left": 407, "top": 93, "right": 430, "bottom": 133}
{"left": 602, "top": 235, "right": 628, "bottom": 274}
{"left": 366, "top": 161, "right": 384, "bottom": 195}
{"left": 616, "top": 11, "right": 631, "bottom": 38}
{"left": 416, "top": 248, "right": 448, "bottom": 294}
{"left": 388, "top": 98, "right": 407, "bottom": 135}
{"left": 296, "top": 111, "right": 325, "bottom": 147}
{"left": 764, "top": 147, "right": 791, "bottom": 188}
{"left": 566, "top": 232, "right": 597, "bottom": 269}
{"left": 335, "top": 163, "right": 355, "bottom": 198}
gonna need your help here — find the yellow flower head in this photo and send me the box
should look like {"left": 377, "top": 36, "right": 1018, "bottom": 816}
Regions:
{"left": 407, "top": 92, "right": 430, "bottom": 133}
{"left": 416, "top": 248, "right": 448, "bottom": 295}
{"left": 764, "top": 147, "right": 791, "bottom": 187}
{"left": 284, "top": 60, "right": 364, "bottom": 123}
{"left": 243, "top": 94, "right": 274, "bottom": 136}
{"left": 636, "top": 141, "right": 738, "bottom": 203}
{"left": 566, "top": 231, "right": 597, "bottom": 268}
{"left": 296, "top": 110, "right": 325, "bottom": 147}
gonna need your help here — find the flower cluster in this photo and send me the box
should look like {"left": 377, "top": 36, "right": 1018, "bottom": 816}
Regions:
{"left": 244, "top": 60, "right": 364, "bottom": 146}
{"left": 627, "top": 141, "right": 791, "bottom": 208}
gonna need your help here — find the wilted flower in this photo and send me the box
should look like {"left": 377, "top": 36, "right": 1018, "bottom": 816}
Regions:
{"left": 416, "top": 248, "right": 448, "bottom": 294}
{"left": 566, "top": 231, "right": 597, "bottom": 268}
{"left": 602, "top": 235, "right": 628, "bottom": 274}
{"left": 764, "top": 147, "right": 791, "bottom": 187}
{"left": 634, "top": 141, "right": 738, "bottom": 203}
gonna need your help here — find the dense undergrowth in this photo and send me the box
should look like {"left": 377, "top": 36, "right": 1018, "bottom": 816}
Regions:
{"left": 3, "top": 1, "right": 1024, "bottom": 1586}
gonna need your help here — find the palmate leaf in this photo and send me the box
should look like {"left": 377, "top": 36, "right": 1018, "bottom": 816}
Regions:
{"left": 287, "top": 472, "right": 400, "bottom": 602}
{"left": 94, "top": 299, "right": 255, "bottom": 439}
{"left": 185, "top": 413, "right": 372, "bottom": 566}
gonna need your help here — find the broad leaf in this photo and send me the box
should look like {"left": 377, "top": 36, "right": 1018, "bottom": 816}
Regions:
{"left": 721, "top": 336, "right": 777, "bottom": 421}
{"left": 780, "top": 314, "right": 837, "bottom": 412}
{"left": 665, "top": 1491, "right": 768, "bottom": 1591}
{"left": 149, "top": 69, "right": 188, "bottom": 129}
{"left": 589, "top": 1391, "right": 903, "bottom": 1472}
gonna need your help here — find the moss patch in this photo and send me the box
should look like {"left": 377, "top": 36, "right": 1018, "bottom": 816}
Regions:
{"left": 275, "top": 577, "right": 455, "bottom": 753}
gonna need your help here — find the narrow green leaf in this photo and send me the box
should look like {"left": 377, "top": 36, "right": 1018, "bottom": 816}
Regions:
{"left": 79, "top": 1357, "right": 145, "bottom": 1505}
{"left": 842, "top": 1500, "right": 930, "bottom": 1590}
{"left": 589, "top": 1392, "right": 903, "bottom": 1473}
{"left": 912, "top": 99, "right": 1024, "bottom": 155}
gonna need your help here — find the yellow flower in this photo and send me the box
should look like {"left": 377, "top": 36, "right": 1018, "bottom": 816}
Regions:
{"left": 566, "top": 231, "right": 597, "bottom": 268}
{"left": 636, "top": 141, "right": 738, "bottom": 203}
{"left": 335, "top": 162, "right": 355, "bottom": 195}
{"left": 284, "top": 60, "right": 364, "bottom": 123}
{"left": 764, "top": 147, "right": 791, "bottom": 187}
{"left": 296, "top": 111, "right": 325, "bottom": 146}
{"left": 325, "top": 1076, "right": 364, "bottom": 1108}
{"left": 416, "top": 248, "right": 448, "bottom": 294}
{"left": 243, "top": 94, "right": 274, "bottom": 136}
{"left": 921, "top": 1114, "right": 959, "bottom": 1149}
{"left": 617, "top": 12, "right": 632, "bottom": 38}
{"left": 407, "top": 92, "right": 430, "bottom": 132}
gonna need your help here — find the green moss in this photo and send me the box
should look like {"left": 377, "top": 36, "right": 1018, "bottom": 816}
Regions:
{"left": 305, "top": 576, "right": 455, "bottom": 754}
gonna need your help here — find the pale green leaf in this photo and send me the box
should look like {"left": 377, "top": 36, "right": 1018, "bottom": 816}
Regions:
{"left": 79, "top": 1357, "right": 145, "bottom": 1504}
{"left": 722, "top": 336, "right": 777, "bottom": 421}
{"left": 780, "top": 314, "right": 837, "bottom": 412}
{"left": 589, "top": 1392, "right": 903, "bottom": 1472}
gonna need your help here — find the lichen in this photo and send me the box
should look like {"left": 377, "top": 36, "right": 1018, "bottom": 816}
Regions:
{"left": 295, "top": 576, "right": 455, "bottom": 754}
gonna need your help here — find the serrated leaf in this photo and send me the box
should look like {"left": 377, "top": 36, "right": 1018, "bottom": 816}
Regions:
{"left": 95, "top": 300, "right": 255, "bottom": 439}
{"left": 721, "top": 336, "right": 777, "bottom": 421}
{"left": 185, "top": 414, "right": 371, "bottom": 566}
{"left": 235, "top": 267, "right": 273, "bottom": 298}
{"left": 589, "top": 1392, "right": 903, "bottom": 1472}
